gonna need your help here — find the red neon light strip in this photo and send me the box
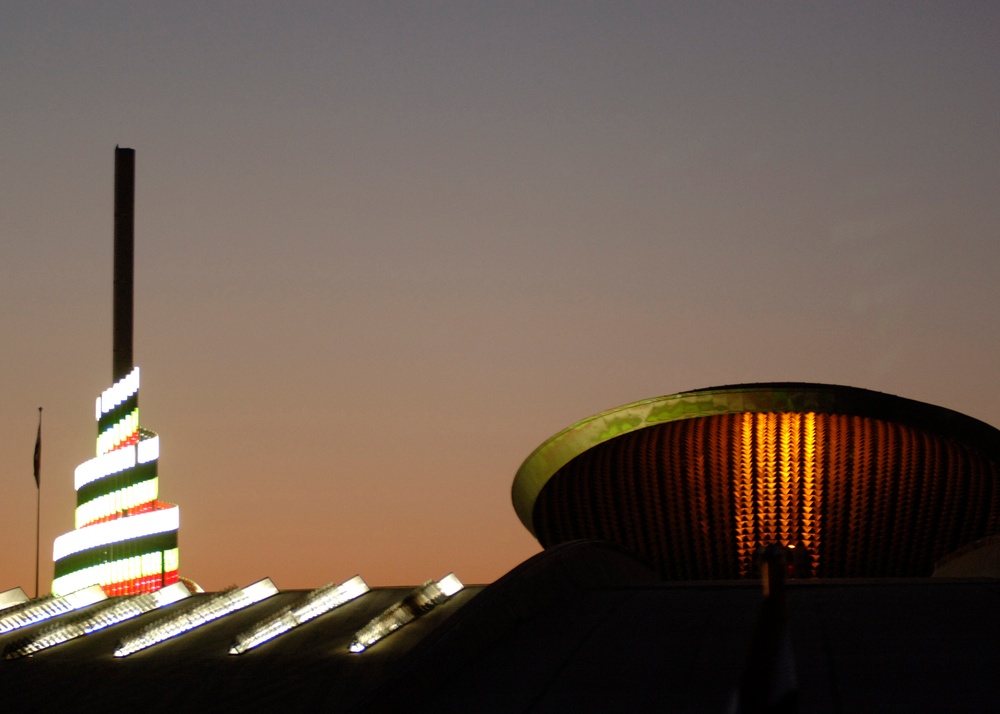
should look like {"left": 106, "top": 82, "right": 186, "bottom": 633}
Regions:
{"left": 102, "top": 570, "right": 179, "bottom": 597}
{"left": 79, "top": 499, "right": 174, "bottom": 528}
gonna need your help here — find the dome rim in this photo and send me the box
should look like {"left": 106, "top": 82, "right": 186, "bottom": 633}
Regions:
{"left": 511, "top": 382, "right": 1000, "bottom": 537}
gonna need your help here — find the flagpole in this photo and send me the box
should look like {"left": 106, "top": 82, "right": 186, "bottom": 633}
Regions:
{"left": 35, "top": 407, "right": 42, "bottom": 599}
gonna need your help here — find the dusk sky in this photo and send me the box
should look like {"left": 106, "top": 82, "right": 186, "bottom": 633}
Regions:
{"left": 2, "top": 2, "right": 999, "bottom": 592}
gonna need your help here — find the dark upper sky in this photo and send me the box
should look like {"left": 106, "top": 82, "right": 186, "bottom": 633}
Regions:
{"left": 2, "top": 2, "right": 999, "bottom": 591}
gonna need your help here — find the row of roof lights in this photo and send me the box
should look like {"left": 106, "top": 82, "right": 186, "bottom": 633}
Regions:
{"left": 1, "top": 573, "right": 464, "bottom": 657}
{"left": 230, "top": 575, "right": 370, "bottom": 654}
{"left": 114, "top": 578, "right": 280, "bottom": 657}
{"left": 96, "top": 366, "right": 139, "bottom": 418}
{"left": 5, "top": 583, "right": 190, "bottom": 659}
{"left": 0, "top": 585, "right": 107, "bottom": 634}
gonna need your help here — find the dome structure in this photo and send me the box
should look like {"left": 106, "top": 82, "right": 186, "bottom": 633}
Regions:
{"left": 512, "top": 383, "right": 1000, "bottom": 579}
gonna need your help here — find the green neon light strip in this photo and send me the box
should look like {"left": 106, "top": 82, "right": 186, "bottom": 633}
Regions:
{"left": 52, "top": 546, "right": 178, "bottom": 596}
{"left": 98, "top": 392, "right": 137, "bottom": 433}
{"left": 96, "top": 367, "right": 139, "bottom": 418}
{"left": 77, "top": 461, "right": 156, "bottom": 507}
{"left": 76, "top": 479, "right": 159, "bottom": 527}
{"left": 96, "top": 408, "right": 139, "bottom": 456}
{"left": 53, "top": 535, "right": 178, "bottom": 587}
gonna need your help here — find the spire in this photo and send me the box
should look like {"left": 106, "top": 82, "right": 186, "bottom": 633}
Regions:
{"left": 113, "top": 147, "right": 135, "bottom": 382}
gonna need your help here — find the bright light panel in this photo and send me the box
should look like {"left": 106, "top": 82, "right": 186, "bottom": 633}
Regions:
{"left": 75, "top": 433, "right": 159, "bottom": 493}
{"left": 349, "top": 573, "right": 463, "bottom": 653}
{"left": 97, "top": 408, "right": 139, "bottom": 456}
{"left": 0, "top": 585, "right": 107, "bottom": 634}
{"left": 99, "top": 367, "right": 139, "bottom": 416}
{"left": 55, "top": 363, "right": 180, "bottom": 601}
{"left": 0, "top": 588, "right": 29, "bottom": 613}
{"left": 114, "top": 578, "right": 279, "bottom": 657}
{"left": 229, "top": 575, "right": 369, "bottom": 655}
{"left": 137, "top": 434, "right": 159, "bottom": 464}
{"left": 5, "top": 582, "right": 191, "bottom": 659}
{"left": 75, "top": 446, "right": 136, "bottom": 490}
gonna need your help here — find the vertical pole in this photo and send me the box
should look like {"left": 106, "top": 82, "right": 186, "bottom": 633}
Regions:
{"left": 731, "top": 545, "right": 798, "bottom": 713}
{"left": 35, "top": 490, "right": 40, "bottom": 598}
{"left": 112, "top": 147, "right": 135, "bottom": 591}
{"left": 113, "top": 147, "right": 135, "bottom": 383}
{"left": 34, "top": 406, "right": 42, "bottom": 598}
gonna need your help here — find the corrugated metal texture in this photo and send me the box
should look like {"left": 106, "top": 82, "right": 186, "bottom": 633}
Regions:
{"left": 533, "top": 412, "right": 1000, "bottom": 579}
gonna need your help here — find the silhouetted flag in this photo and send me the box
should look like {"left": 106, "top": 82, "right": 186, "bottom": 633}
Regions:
{"left": 33, "top": 414, "right": 41, "bottom": 488}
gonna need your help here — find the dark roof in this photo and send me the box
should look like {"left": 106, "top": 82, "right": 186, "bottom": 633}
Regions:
{"left": 0, "top": 580, "right": 480, "bottom": 711}
{"left": 3, "top": 542, "right": 1000, "bottom": 712}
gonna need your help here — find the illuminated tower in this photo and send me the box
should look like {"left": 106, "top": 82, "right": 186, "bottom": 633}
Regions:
{"left": 51, "top": 148, "right": 180, "bottom": 596}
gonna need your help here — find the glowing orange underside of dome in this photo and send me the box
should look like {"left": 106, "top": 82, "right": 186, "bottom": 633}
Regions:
{"left": 533, "top": 412, "right": 1000, "bottom": 579}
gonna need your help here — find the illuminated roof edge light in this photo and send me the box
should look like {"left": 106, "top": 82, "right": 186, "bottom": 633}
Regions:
{"left": 229, "top": 575, "right": 370, "bottom": 655}
{"left": 5, "top": 583, "right": 190, "bottom": 659}
{"left": 0, "top": 585, "right": 107, "bottom": 634}
{"left": 114, "top": 578, "right": 278, "bottom": 657}
{"left": 349, "top": 573, "right": 463, "bottom": 653}
{"left": 0, "top": 588, "right": 29, "bottom": 612}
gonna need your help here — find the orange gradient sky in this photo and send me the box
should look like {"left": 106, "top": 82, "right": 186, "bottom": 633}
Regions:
{"left": 2, "top": 3, "right": 999, "bottom": 592}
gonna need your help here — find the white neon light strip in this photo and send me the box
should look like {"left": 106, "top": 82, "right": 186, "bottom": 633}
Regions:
{"left": 114, "top": 578, "right": 279, "bottom": 657}
{"left": 6, "top": 583, "right": 191, "bottom": 659}
{"left": 229, "top": 576, "right": 370, "bottom": 655}
{"left": 53, "top": 506, "right": 179, "bottom": 562}
{"left": 76, "top": 435, "right": 159, "bottom": 491}
{"left": 51, "top": 548, "right": 179, "bottom": 597}
{"left": 76, "top": 479, "right": 159, "bottom": 528}
{"left": 349, "top": 573, "right": 463, "bottom": 653}
{"left": 137, "top": 434, "right": 159, "bottom": 464}
{"left": 0, "top": 587, "right": 29, "bottom": 612}
{"left": 97, "top": 367, "right": 140, "bottom": 418}
{"left": 75, "top": 446, "right": 136, "bottom": 490}
{"left": 0, "top": 585, "right": 107, "bottom": 634}
{"left": 97, "top": 408, "right": 139, "bottom": 456}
